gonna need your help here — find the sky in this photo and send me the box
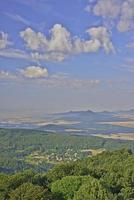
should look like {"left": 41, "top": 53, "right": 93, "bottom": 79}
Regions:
{"left": 0, "top": 0, "right": 134, "bottom": 118}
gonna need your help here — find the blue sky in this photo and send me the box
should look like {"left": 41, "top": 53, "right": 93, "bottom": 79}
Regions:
{"left": 0, "top": 0, "right": 134, "bottom": 117}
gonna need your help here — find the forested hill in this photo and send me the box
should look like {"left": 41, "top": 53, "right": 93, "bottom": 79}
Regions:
{"left": 0, "top": 128, "right": 134, "bottom": 173}
{"left": 0, "top": 149, "right": 134, "bottom": 200}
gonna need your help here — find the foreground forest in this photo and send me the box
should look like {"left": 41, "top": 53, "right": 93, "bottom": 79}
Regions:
{"left": 0, "top": 149, "right": 134, "bottom": 200}
{"left": 0, "top": 128, "right": 134, "bottom": 173}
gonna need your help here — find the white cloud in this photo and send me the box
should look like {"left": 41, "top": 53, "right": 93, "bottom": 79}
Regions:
{"left": 19, "top": 24, "right": 114, "bottom": 62}
{"left": 73, "top": 27, "right": 115, "bottom": 54}
{"left": 48, "top": 24, "right": 72, "bottom": 53}
{"left": 86, "top": 0, "right": 134, "bottom": 32}
{"left": 0, "top": 48, "right": 66, "bottom": 62}
{"left": 87, "top": 26, "right": 115, "bottom": 53}
{"left": 31, "top": 52, "right": 66, "bottom": 62}
{"left": 20, "top": 27, "right": 47, "bottom": 50}
{"left": 117, "top": 0, "right": 134, "bottom": 32}
{"left": 20, "top": 66, "right": 48, "bottom": 78}
{"left": 0, "top": 49, "right": 30, "bottom": 59}
{"left": 73, "top": 37, "right": 101, "bottom": 53}
{"left": 0, "top": 31, "right": 10, "bottom": 49}
{"left": 0, "top": 24, "right": 115, "bottom": 63}
{"left": 93, "top": 0, "right": 120, "bottom": 19}
{"left": 20, "top": 24, "right": 72, "bottom": 53}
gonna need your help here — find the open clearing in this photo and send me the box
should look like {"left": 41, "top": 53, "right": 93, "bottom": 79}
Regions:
{"left": 92, "top": 133, "right": 134, "bottom": 141}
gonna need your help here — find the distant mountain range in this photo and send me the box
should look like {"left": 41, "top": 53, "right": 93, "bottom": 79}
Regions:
{"left": 0, "top": 109, "right": 134, "bottom": 135}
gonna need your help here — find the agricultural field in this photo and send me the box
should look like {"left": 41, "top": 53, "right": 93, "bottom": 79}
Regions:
{"left": 92, "top": 133, "right": 134, "bottom": 141}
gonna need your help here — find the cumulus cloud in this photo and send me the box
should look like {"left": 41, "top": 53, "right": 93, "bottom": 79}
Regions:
{"left": 20, "top": 66, "right": 48, "bottom": 78}
{"left": 20, "top": 27, "right": 47, "bottom": 50}
{"left": 48, "top": 24, "right": 72, "bottom": 53}
{"left": 117, "top": 0, "right": 134, "bottom": 32}
{"left": 87, "top": 26, "right": 115, "bottom": 53}
{"left": 73, "top": 26, "right": 115, "bottom": 54}
{"left": 19, "top": 24, "right": 114, "bottom": 62}
{"left": 86, "top": 0, "right": 134, "bottom": 32}
{"left": 0, "top": 24, "right": 114, "bottom": 62}
{"left": 0, "top": 66, "right": 48, "bottom": 81}
{"left": 93, "top": 0, "right": 120, "bottom": 19}
{"left": 0, "top": 31, "right": 10, "bottom": 49}
{"left": 20, "top": 24, "right": 72, "bottom": 53}
{"left": 73, "top": 37, "right": 101, "bottom": 54}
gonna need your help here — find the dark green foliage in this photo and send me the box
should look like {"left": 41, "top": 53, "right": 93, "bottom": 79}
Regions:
{"left": 117, "top": 187, "right": 134, "bottom": 200}
{"left": 0, "top": 148, "right": 133, "bottom": 200}
{"left": 46, "top": 162, "right": 89, "bottom": 182}
{"left": 0, "top": 170, "right": 52, "bottom": 200}
{"left": 51, "top": 176, "right": 93, "bottom": 200}
{"left": 73, "top": 180, "right": 115, "bottom": 200}
{"left": 9, "top": 183, "right": 46, "bottom": 200}
{"left": 0, "top": 129, "right": 134, "bottom": 199}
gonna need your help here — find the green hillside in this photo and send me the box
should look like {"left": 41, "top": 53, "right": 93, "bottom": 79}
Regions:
{"left": 0, "top": 128, "right": 134, "bottom": 173}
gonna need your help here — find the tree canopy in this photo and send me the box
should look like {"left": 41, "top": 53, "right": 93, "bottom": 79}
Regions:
{"left": 0, "top": 149, "right": 133, "bottom": 200}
